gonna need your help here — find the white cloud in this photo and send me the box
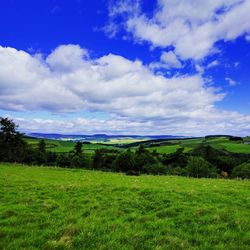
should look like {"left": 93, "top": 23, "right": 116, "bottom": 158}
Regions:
{"left": 225, "top": 77, "right": 238, "bottom": 86}
{"left": 207, "top": 60, "right": 220, "bottom": 69}
{"left": 0, "top": 44, "right": 250, "bottom": 135}
{"left": 13, "top": 111, "right": 250, "bottom": 136}
{"left": 149, "top": 51, "right": 182, "bottom": 70}
{"left": 160, "top": 51, "right": 182, "bottom": 68}
{"left": 108, "top": 0, "right": 250, "bottom": 60}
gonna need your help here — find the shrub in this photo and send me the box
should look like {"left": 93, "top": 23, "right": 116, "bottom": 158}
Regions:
{"left": 220, "top": 171, "right": 229, "bottom": 178}
{"left": 169, "top": 166, "right": 187, "bottom": 176}
{"left": 126, "top": 170, "right": 140, "bottom": 176}
{"left": 56, "top": 154, "right": 71, "bottom": 167}
{"left": 231, "top": 163, "right": 250, "bottom": 179}
{"left": 185, "top": 156, "right": 218, "bottom": 178}
{"left": 112, "top": 150, "right": 136, "bottom": 173}
{"left": 134, "top": 150, "right": 158, "bottom": 172}
{"left": 143, "top": 163, "right": 168, "bottom": 175}
{"left": 70, "top": 155, "right": 85, "bottom": 168}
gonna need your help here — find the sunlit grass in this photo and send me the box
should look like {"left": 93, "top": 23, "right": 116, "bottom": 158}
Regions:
{"left": 0, "top": 163, "right": 249, "bottom": 249}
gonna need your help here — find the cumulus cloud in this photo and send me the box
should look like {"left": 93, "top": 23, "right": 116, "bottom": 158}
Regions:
{"left": 13, "top": 111, "right": 250, "bottom": 136}
{"left": 107, "top": 0, "right": 250, "bottom": 60}
{"left": 150, "top": 51, "right": 182, "bottom": 69}
{"left": 0, "top": 44, "right": 250, "bottom": 135}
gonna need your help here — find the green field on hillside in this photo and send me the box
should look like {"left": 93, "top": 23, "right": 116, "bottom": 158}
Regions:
{"left": 0, "top": 164, "right": 249, "bottom": 249}
{"left": 25, "top": 136, "right": 250, "bottom": 155}
{"left": 146, "top": 137, "right": 250, "bottom": 154}
{"left": 25, "top": 138, "right": 118, "bottom": 154}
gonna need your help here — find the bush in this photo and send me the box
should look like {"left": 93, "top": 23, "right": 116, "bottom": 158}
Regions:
{"left": 56, "top": 154, "right": 71, "bottom": 167}
{"left": 231, "top": 163, "right": 250, "bottom": 179}
{"left": 126, "top": 170, "right": 140, "bottom": 176}
{"left": 143, "top": 163, "right": 168, "bottom": 175}
{"left": 112, "top": 150, "right": 136, "bottom": 173}
{"left": 185, "top": 156, "right": 218, "bottom": 178}
{"left": 169, "top": 166, "right": 187, "bottom": 176}
{"left": 70, "top": 155, "right": 85, "bottom": 168}
{"left": 134, "top": 150, "right": 158, "bottom": 172}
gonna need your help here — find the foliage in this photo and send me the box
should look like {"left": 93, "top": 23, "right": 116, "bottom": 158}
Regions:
{"left": 112, "top": 149, "right": 136, "bottom": 172}
{"left": 70, "top": 155, "right": 85, "bottom": 168}
{"left": 0, "top": 118, "right": 250, "bottom": 178}
{"left": 56, "top": 153, "right": 71, "bottom": 167}
{"left": 73, "top": 141, "right": 83, "bottom": 155}
{"left": 92, "top": 149, "right": 116, "bottom": 171}
{"left": 185, "top": 156, "right": 218, "bottom": 178}
{"left": 38, "top": 139, "right": 46, "bottom": 154}
{"left": 162, "top": 147, "right": 187, "bottom": 168}
{"left": 134, "top": 145, "right": 158, "bottom": 172}
{"left": 231, "top": 163, "right": 250, "bottom": 179}
{"left": 143, "top": 163, "right": 168, "bottom": 175}
{"left": 0, "top": 117, "right": 27, "bottom": 162}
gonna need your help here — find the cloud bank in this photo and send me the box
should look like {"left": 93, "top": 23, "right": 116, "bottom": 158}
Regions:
{"left": 1, "top": 44, "right": 250, "bottom": 135}
{"left": 107, "top": 0, "right": 250, "bottom": 60}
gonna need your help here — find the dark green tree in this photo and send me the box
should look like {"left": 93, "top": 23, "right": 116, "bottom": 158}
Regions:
{"left": 113, "top": 149, "right": 136, "bottom": 173}
{"left": 0, "top": 117, "right": 26, "bottom": 162}
{"left": 74, "top": 141, "right": 83, "bottom": 155}
{"left": 231, "top": 163, "right": 250, "bottom": 179}
{"left": 185, "top": 156, "right": 218, "bottom": 178}
{"left": 38, "top": 139, "right": 46, "bottom": 154}
{"left": 135, "top": 147, "right": 158, "bottom": 172}
{"left": 56, "top": 153, "right": 71, "bottom": 167}
{"left": 70, "top": 155, "right": 85, "bottom": 168}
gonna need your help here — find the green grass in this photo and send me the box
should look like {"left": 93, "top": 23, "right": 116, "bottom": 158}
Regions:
{"left": 148, "top": 145, "right": 183, "bottom": 154}
{"left": 216, "top": 143, "right": 250, "bottom": 154}
{"left": 146, "top": 137, "right": 250, "bottom": 155}
{"left": 26, "top": 136, "right": 250, "bottom": 155}
{"left": 0, "top": 164, "right": 249, "bottom": 249}
{"left": 25, "top": 138, "right": 119, "bottom": 154}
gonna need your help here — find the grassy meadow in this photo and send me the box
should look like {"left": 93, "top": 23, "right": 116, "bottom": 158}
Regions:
{"left": 0, "top": 163, "right": 249, "bottom": 249}
{"left": 147, "top": 137, "right": 250, "bottom": 155}
{"left": 25, "top": 138, "right": 118, "bottom": 154}
{"left": 25, "top": 136, "right": 250, "bottom": 155}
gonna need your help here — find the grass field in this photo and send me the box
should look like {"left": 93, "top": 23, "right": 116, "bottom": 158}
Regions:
{"left": 146, "top": 137, "right": 250, "bottom": 155}
{"left": 25, "top": 136, "right": 250, "bottom": 155}
{"left": 25, "top": 138, "right": 118, "bottom": 154}
{"left": 0, "top": 164, "right": 249, "bottom": 249}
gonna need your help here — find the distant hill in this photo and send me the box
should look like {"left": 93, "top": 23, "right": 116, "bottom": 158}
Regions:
{"left": 27, "top": 133, "right": 187, "bottom": 142}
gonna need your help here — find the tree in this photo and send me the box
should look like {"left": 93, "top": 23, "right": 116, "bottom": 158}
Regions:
{"left": 231, "top": 163, "right": 250, "bottom": 179}
{"left": 56, "top": 153, "right": 71, "bottom": 167}
{"left": 38, "top": 139, "right": 46, "bottom": 154}
{"left": 74, "top": 141, "right": 83, "bottom": 155}
{"left": 0, "top": 117, "right": 26, "bottom": 162}
{"left": 70, "top": 155, "right": 85, "bottom": 168}
{"left": 185, "top": 156, "right": 218, "bottom": 178}
{"left": 113, "top": 149, "right": 136, "bottom": 173}
{"left": 35, "top": 139, "right": 47, "bottom": 165}
{"left": 135, "top": 147, "right": 158, "bottom": 172}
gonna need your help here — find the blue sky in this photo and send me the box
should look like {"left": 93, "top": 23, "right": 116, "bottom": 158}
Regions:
{"left": 0, "top": 0, "right": 250, "bottom": 135}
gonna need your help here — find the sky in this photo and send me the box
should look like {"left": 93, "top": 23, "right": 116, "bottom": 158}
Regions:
{"left": 0, "top": 0, "right": 250, "bottom": 136}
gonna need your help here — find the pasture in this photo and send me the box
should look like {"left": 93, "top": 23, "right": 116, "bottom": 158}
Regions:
{"left": 25, "top": 136, "right": 250, "bottom": 155}
{"left": 0, "top": 164, "right": 249, "bottom": 249}
{"left": 25, "top": 138, "right": 118, "bottom": 154}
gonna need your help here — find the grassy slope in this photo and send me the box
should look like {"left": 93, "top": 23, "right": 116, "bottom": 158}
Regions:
{"left": 0, "top": 164, "right": 249, "bottom": 250}
{"left": 25, "top": 136, "right": 250, "bottom": 155}
{"left": 148, "top": 137, "right": 250, "bottom": 154}
{"left": 25, "top": 138, "right": 118, "bottom": 154}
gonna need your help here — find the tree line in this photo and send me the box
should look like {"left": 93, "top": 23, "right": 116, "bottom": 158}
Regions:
{"left": 0, "top": 117, "right": 249, "bottom": 178}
